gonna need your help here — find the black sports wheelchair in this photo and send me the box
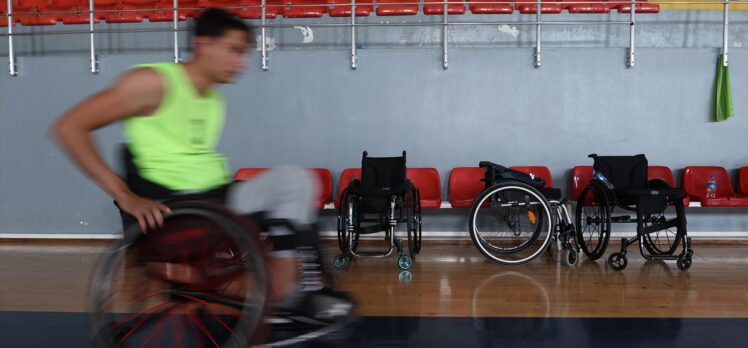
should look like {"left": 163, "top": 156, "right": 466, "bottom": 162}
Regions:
{"left": 575, "top": 154, "right": 693, "bottom": 271}
{"left": 334, "top": 151, "right": 422, "bottom": 271}
{"left": 468, "top": 162, "right": 580, "bottom": 266}
{"left": 88, "top": 147, "right": 348, "bottom": 348}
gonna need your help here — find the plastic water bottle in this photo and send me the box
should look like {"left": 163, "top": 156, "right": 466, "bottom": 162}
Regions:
{"left": 592, "top": 170, "right": 615, "bottom": 190}
{"left": 706, "top": 176, "right": 717, "bottom": 199}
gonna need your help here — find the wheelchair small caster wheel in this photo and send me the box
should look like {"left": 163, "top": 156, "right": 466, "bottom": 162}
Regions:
{"left": 677, "top": 251, "right": 692, "bottom": 271}
{"left": 397, "top": 255, "right": 413, "bottom": 270}
{"left": 562, "top": 248, "right": 578, "bottom": 267}
{"left": 333, "top": 255, "right": 349, "bottom": 269}
{"left": 607, "top": 252, "right": 627, "bottom": 271}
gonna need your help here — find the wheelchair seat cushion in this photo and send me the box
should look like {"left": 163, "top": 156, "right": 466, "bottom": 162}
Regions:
{"left": 540, "top": 188, "right": 563, "bottom": 201}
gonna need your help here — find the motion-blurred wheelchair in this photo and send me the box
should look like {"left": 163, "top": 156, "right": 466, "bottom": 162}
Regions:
{"left": 88, "top": 147, "right": 350, "bottom": 348}
{"left": 574, "top": 154, "right": 692, "bottom": 271}
{"left": 334, "top": 151, "right": 422, "bottom": 271}
{"left": 468, "top": 162, "right": 580, "bottom": 266}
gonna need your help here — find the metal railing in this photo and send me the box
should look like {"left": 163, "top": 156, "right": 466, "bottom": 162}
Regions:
{"left": 2, "top": 1, "right": 744, "bottom": 75}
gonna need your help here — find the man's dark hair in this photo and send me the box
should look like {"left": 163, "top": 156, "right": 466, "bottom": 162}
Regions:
{"left": 194, "top": 8, "right": 254, "bottom": 44}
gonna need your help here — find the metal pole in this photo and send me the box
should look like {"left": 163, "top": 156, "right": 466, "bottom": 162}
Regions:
{"left": 89, "top": 0, "right": 98, "bottom": 73}
{"left": 722, "top": 0, "right": 729, "bottom": 66}
{"left": 351, "top": 0, "right": 357, "bottom": 69}
{"left": 534, "top": 0, "right": 541, "bottom": 68}
{"left": 627, "top": 0, "right": 636, "bottom": 67}
{"left": 443, "top": 0, "right": 448, "bottom": 69}
{"left": 261, "top": 0, "right": 268, "bottom": 71}
{"left": 7, "top": 0, "right": 17, "bottom": 76}
{"left": 173, "top": 0, "right": 180, "bottom": 62}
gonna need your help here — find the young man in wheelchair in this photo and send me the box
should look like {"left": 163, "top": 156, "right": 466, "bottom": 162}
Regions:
{"left": 52, "top": 8, "right": 353, "bottom": 328}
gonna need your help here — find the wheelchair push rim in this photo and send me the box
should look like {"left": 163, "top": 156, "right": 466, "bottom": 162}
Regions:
{"left": 468, "top": 182, "right": 554, "bottom": 265}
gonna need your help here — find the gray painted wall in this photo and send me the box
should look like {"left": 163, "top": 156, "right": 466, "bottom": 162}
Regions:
{"left": 1, "top": 10, "right": 747, "bottom": 236}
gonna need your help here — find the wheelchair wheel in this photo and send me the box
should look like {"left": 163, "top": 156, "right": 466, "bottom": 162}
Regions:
{"left": 607, "top": 252, "right": 628, "bottom": 271}
{"left": 468, "top": 182, "right": 554, "bottom": 265}
{"left": 405, "top": 188, "right": 422, "bottom": 258}
{"left": 336, "top": 190, "right": 359, "bottom": 255}
{"left": 641, "top": 212, "right": 682, "bottom": 256}
{"left": 575, "top": 183, "right": 611, "bottom": 260}
{"left": 90, "top": 201, "right": 269, "bottom": 348}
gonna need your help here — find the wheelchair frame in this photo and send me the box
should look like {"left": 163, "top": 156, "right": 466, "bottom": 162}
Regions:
{"left": 334, "top": 151, "right": 422, "bottom": 271}
{"left": 468, "top": 162, "right": 580, "bottom": 266}
{"left": 575, "top": 154, "right": 693, "bottom": 271}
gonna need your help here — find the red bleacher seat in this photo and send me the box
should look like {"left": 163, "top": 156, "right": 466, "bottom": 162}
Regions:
{"left": 12, "top": 0, "right": 58, "bottom": 26}
{"left": 95, "top": 0, "right": 145, "bottom": 23}
{"left": 609, "top": 0, "right": 659, "bottom": 13}
{"left": 569, "top": 165, "right": 593, "bottom": 201}
{"left": 407, "top": 168, "right": 442, "bottom": 209}
{"left": 739, "top": 167, "right": 748, "bottom": 196}
{"left": 45, "top": 0, "right": 96, "bottom": 25}
{"left": 423, "top": 0, "right": 466, "bottom": 15}
{"left": 562, "top": 0, "right": 609, "bottom": 13}
{"left": 647, "top": 165, "right": 690, "bottom": 206}
{"left": 328, "top": 0, "right": 373, "bottom": 17}
{"left": 683, "top": 166, "right": 748, "bottom": 207}
{"left": 281, "top": 0, "right": 327, "bottom": 17}
{"left": 334, "top": 168, "right": 361, "bottom": 209}
{"left": 216, "top": 0, "right": 282, "bottom": 19}
{"left": 516, "top": 0, "right": 563, "bottom": 14}
{"left": 235, "top": 167, "right": 332, "bottom": 209}
{"left": 147, "top": 0, "right": 202, "bottom": 22}
{"left": 376, "top": 0, "right": 418, "bottom": 16}
{"left": 468, "top": 0, "right": 513, "bottom": 14}
{"left": 1, "top": 1, "right": 10, "bottom": 27}
{"left": 448, "top": 167, "right": 484, "bottom": 208}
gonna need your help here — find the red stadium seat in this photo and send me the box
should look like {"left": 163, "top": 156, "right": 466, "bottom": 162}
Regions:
{"left": 647, "top": 165, "right": 690, "bottom": 206}
{"left": 281, "top": 0, "right": 327, "bottom": 18}
{"left": 407, "top": 168, "right": 442, "bottom": 209}
{"left": 516, "top": 0, "right": 563, "bottom": 14}
{"left": 328, "top": 0, "right": 373, "bottom": 17}
{"left": 12, "top": 0, "right": 58, "bottom": 26}
{"left": 609, "top": 0, "right": 659, "bottom": 13}
{"left": 235, "top": 167, "right": 332, "bottom": 209}
{"left": 509, "top": 166, "right": 553, "bottom": 188}
{"left": 423, "top": 0, "right": 466, "bottom": 15}
{"left": 334, "top": 168, "right": 361, "bottom": 209}
{"left": 1, "top": 0, "right": 10, "bottom": 27}
{"left": 739, "top": 167, "right": 748, "bottom": 196}
{"left": 448, "top": 167, "right": 484, "bottom": 208}
{"left": 683, "top": 166, "right": 748, "bottom": 207}
{"left": 468, "top": 0, "right": 513, "bottom": 14}
{"left": 562, "top": 0, "right": 609, "bottom": 13}
{"left": 569, "top": 165, "right": 593, "bottom": 201}
{"left": 376, "top": 0, "right": 418, "bottom": 16}
{"left": 308, "top": 168, "right": 333, "bottom": 209}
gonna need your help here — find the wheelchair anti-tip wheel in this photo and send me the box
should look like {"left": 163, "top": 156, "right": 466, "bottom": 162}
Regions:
{"left": 469, "top": 182, "right": 554, "bottom": 265}
{"left": 575, "top": 183, "right": 611, "bottom": 260}
{"left": 89, "top": 201, "right": 269, "bottom": 348}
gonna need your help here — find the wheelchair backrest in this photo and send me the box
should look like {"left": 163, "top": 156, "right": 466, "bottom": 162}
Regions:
{"left": 591, "top": 154, "right": 649, "bottom": 190}
{"left": 360, "top": 151, "right": 407, "bottom": 191}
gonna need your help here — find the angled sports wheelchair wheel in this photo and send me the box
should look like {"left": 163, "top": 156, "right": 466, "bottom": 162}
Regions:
{"left": 336, "top": 190, "right": 359, "bottom": 256}
{"left": 90, "top": 201, "right": 269, "bottom": 348}
{"left": 469, "top": 182, "right": 554, "bottom": 265}
{"left": 405, "top": 188, "right": 422, "bottom": 259}
{"left": 575, "top": 183, "right": 611, "bottom": 260}
{"left": 641, "top": 212, "right": 682, "bottom": 256}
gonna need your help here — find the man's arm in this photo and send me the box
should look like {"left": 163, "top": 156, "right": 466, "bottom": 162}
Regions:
{"left": 51, "top": 68, "right": 171, "bottom": 231}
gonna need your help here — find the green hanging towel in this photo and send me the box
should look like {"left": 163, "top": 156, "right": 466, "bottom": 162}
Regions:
{"left": 714, "top": 54, "right": 734, "bottom": 122}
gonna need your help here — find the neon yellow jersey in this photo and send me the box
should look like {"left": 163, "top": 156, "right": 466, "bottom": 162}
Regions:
{"left": 123, "top": 62, "right": 231, "bottom": 190}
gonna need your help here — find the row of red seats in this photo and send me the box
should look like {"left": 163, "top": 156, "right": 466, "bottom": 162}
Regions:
{"left": 1, "top": 0, "right": 659, "bottom": 27}
{"left": 234, "top": 165, "right": 748, "bottom": 209}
